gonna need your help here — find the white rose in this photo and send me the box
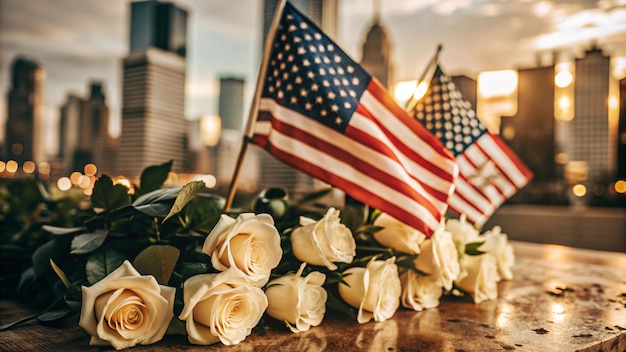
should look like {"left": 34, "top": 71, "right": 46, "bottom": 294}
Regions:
{"left": 291, "top": 207, "right": 356, "bottom": 270}
{"left": 373, "top": 213, "right": 426, "bottom": 254}
{"left": 202, "top": 213, "right": 282, "bottom": 287}
{"left": 79, "top": 260, "right": 175, "bottom": 351}
{"left": 480, "top": 226, "right": 515, "bottom": 281}
{"left": 338, "top": 257, "right": 401, "bottom": 324}
{"left": 445, "top": 214, "right": 480, "bottom": 255}
{"left": 455, "top": 253, "right": 500, "bottom": 304}
{"left": 400, "top": 270, "right": 442, "bottom": 311}
{"left": 178, "top": 268, "right": 268, "bottom": 346}
{"left": 265, "top": 263, "right": 327, "bottom": 333}
{"left": 413, "top": 225, "right": 461, "bottom": 291}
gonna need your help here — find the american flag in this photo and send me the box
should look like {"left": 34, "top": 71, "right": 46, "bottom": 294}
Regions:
{"left": 251, "top": 2, "right": 458, "bottom": 237}
{"left": 412, "top": 66, "right": 533, "bottom": 226}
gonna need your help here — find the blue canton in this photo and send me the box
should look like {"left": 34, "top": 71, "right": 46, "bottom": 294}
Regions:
{"left": 262, "top": 2, "right": 371, "bottom": 133}
{"left": 412, "top": 67, "right": 487, "bottom": 156}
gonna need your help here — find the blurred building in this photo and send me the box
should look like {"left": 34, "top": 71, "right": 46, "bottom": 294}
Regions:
{"left": 263, "top": 0, "right": 338, "bottom": 43}
{"left": 4, "top": 57, "right": 45, "bottom": 164}
{"left": 219, "top": 77, "right": 245, "bottom": 131}
{"left": 58, "top": 82, "right": 115, "bottom": 174}
{"left": 116, "top": 0, "right": 189, "bottom": 179}
{"left": 451, "top": 75, "right": 477, "bottom": 108}
{"left": 359, "top": 5, "right": 393, "bottom": 88}
{"left": 564, "top": 47, "right": 612, "bottom": 201}
{"left": 501, "top": 65, "right": 557, "bottom": 203}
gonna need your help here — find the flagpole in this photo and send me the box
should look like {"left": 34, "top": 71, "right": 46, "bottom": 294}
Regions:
{"left": 404, "top": 43, "right": 443, "bottom": 112}
{"left": 223, "top": 0, "right": 288, "bottom": 212}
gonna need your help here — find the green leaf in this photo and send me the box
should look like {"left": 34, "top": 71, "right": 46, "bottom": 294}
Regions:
{"left": 138, "top": 160, "right": 173, "bottom": 196}
{"left": 396, "top": 254, "right": 419, "bottom": 270}
{"left": 181, "top": 194, "right": 226, "bottom": 232}
{"left": 37, "top": 306, "right": 73, "bottom": 323}
{"left": 133, "top": 187, "right": 181, "bottom": 206}
{"left": 32, "top": 239, "right": 70, "bottom": 281}
{"left": 134, "top": 202, "right": 173, "bottom": 218}
{"left": 42, "top": 225, "right": 85, "bottom": 236}
{"left": 133, "top": 245, "right": 180, "bottom": 285}
{"left": 91, "top": 175, "right": 131, "bottom": 211}
{"left": 86, "top": 248, "right": 126, "bottom": 284}
{"left": 465, "top": 241, "right": 486, "bottom": 256}
{"left": 176, "top": 262, "right": 209, "bottom": 280}
{"left": 163, "top": 181, "right": 205, "bottom": 223}
{"left": 354, "top": 225, "right": 383, "bottom": 234}
{"left": 340, "top": 204, "right": 368, "bottom": 233}
{"left": 70, "top": 229, "right": 109, "bottom": 254}
{"left": 295, "top": 187, "right": 332, "bottom": 206}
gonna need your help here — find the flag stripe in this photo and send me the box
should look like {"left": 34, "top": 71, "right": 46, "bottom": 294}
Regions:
{"left": 251, "top": 4, "right": 457, "bottom": 235}
{"left": 411, "top": 65, "right": 533, "bottom": 226}
{"left": 480, "top": 133, "right": 533, "bottom": 188}
{"left": 257, "top": 99, "right": 442, "bottom": 218}
{"left": 255, "top": 98, "right": 442, "bottom": 232}
{"left": 364, "top": 82, "right": 458, "bottom": 179}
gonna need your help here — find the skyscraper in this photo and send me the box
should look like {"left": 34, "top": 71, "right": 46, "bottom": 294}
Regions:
{"left": 263, "top": 0, "right": 338, "bottom": 44}
{"left": 5, "top": 57, "right": 45, "bottom": 164}
{"left": 359, "top": 7, "right": 393, "bottom": 88}
{"left": 117, "top": 1, "right": 189, "bottom": 179}
{"left": 499, "top": 65, "right": 556, "bottom": 203}
{"left": 567, "top": 47, "right": 612, "bottom": 195}
{"left": 58, "top": 93, "right": 83, "bottom": 171}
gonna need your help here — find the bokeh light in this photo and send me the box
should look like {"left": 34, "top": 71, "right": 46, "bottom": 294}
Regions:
{"left": 572, "top": 184, "right": 586, "bottom": 197}
{"left": 84, "top": 164, "right": 97, "bottom": 176}
{"left": 23, "top": 161, "right": 36, "bottom": 174}
{"left": 57, "top": 177, "right": 72, "bottom": 191}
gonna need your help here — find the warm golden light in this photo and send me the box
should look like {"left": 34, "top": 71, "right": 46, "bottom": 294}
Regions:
{"left": 615, "top": 180, "right": 626, "bottom": 194}
{"left": 412, "top": 81, "right": 429, "bottom": 101}
{"left": 6, "top": 160, "right": 18, "bottom": 173}
{"left": 113, "top": 177, "right": 135, "bottom": 195}
{"left": 550, "top": 303, "right": 566, "bottom": 324}
{"left": 38, "top": 162, "right": 51, "bottom": 175}
{"left": 554, "top": 152, "right": 568, "bottom": 164}
{"left": 557, "top": 96, "right": 571, "bottom": 110}
{"left": 0, "top": 161, "right": 5, "bottom": 173}
{"left": 554, "top": 62, "right": 575, "bottom": 121}
{"left": 572, "top": 184, "right": 586, "bottom": 197}
{"left": 22, "top": 161, "right": 36, "bottom": 174}
{"left": 84, "top": 164, "right": 97, "bottom": 176}
{"left": 393, "top": 80, "right": 418, "bottom": 102}
{"left": 57, "top": 177, "right": 72, "bottom": 191}
{"left": 477, "top": 70, "right": 518, "bottom": 132}
{"left": 70, "top": 172, "right": 82, "bottom": 185}
{"left": 193, "top": 174, "right": 217, "bottom": 188}
{"left": 77, "top": 175, "right": 91, "bottom": 189}
{"left": 555, "top": 70, "right": 573, "bottom": 88}
{"left": 394, "top": 80, "right": 429, "bottom": 107}
{"left": 478, "top": 70, "right": 518, "bottom": 98}
{"left": 201, "top": 115, "right": 222, "bottom": 147}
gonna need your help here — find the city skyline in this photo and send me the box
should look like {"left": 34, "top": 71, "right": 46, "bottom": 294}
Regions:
{"left": 1, "top": 0, "right": 626, "bottom": 158}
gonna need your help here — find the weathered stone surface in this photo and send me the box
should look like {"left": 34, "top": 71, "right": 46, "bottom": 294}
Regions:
{"left": 1, "top": 241, "right": 625, "bottom": 351}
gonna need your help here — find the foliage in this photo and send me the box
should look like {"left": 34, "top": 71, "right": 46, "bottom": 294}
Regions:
{"left": 0, "top": 161, "right": 409, "bottom": 327}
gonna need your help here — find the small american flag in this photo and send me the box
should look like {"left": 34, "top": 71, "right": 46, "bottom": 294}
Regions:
{"left": 251, "top": 2, "right": 458, "bottom": 237}
{"left": 412, "top": 66, "right": 533, "bottom": 226}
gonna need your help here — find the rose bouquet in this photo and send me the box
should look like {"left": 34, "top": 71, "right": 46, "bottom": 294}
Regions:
{"left": 0, "top": 161, "right": 515, "bottom": 350}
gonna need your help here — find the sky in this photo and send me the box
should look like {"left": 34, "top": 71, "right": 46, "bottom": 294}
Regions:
{"left": 1, "top": 0, "right": 625, "bottom": 156}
